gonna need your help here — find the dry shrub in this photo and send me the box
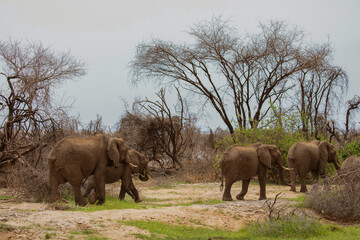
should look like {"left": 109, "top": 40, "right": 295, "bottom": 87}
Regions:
{"left": 6, "top": 162, "right": 49, "bottom": 201}
{"left": 305, "top": 168, "right": 360, "bottom": 221}
{"left": 181, "top": 152, "right": 220, "bottom": 183}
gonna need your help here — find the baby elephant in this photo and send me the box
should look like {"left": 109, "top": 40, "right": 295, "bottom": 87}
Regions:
{"left": 82, "top": 149, "right": 151, "bottom": 203}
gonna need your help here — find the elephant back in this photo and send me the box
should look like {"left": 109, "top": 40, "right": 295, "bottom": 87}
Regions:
{"left": 340, "top": 156, "right": 360, "bottom": 183}
{"left": 341, "top": 156, "right": 360, "bottom": 172}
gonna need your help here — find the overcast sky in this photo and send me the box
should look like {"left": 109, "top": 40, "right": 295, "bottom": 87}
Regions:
{"left": 1, "top": 0, "right": 359, "bottom": 130}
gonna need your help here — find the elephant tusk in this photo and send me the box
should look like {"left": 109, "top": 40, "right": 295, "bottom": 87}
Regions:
{"left": 147, "top": 175, "right": 154, "bottom": 181}
{"left": 129, "top": 163, "right": 138, "bottom": 168}
{"left": 282, "top": 166, "right": 294, "bottom": 171}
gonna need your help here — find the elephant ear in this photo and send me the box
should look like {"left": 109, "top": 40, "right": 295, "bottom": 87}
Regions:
{"left": 257, "top": 145, "right": 272, "bottom": 169}
{"left": 108, "top": 138, "right": 120, "bottom": 168}
{"left": 319, "top": 141, "right": 329, "bottom": 163}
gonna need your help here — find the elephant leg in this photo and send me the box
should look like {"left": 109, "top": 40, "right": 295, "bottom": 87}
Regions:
{"left": 119, "top": 167, "right": 137, "bottom": 201}
{"left": 222, "top": 177, "right": 235, "bottom": 201}
{"left": 69, "top": 180, "right": 87, "bottom": 206}
{"left": 288, "top": 159, "right": 297, "bottom": 192}
{"left": 259, "top": 176, "right": 267, "bottom": 200}
{"left": 311, "top": 170, "right": 319, "bottom": 184}
{"left": 236, "top": 179, "right": 250, "bottom": 200}
{"left": 81, "top": 179, "right": 94, "bottom": 198}
{"left": 94, "top": 170, "right": 106, "bottom": 205}
{"left": 49, "top": 174, "right": 59, "bottom": 203}
{"left": 119, "top": 183, "right": 126, "bottom": 200}
{"left": 299, "top": 176, "right": 308, "bottom": 192}
{"left": 129, "top": 178, "right": 141, "bottom": 203}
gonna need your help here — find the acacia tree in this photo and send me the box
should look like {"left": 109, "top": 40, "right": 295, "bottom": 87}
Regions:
{"left": 0, "top": 40, "right": 86, "bottom": 167}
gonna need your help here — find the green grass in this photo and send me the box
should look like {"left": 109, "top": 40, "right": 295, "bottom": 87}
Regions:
{"left": 0, "top": 195, "right": 12, "bottom": 200}
{"left": 67, "top": 229, "right": 108, "bottom": 240}
{"left": 120, "top": 220, "right": 244, "bottom": 239}
{"left": 66, "top": 195, "right": 147, "bottom": 212}
{"left": 149, "top": 184, "right": 177, "bottom": 190}
{"left": 120, "top": 219, "right": 360, "bottom": 240}
{"left": 178, "top": 198, "right": 222, "bottom": 206}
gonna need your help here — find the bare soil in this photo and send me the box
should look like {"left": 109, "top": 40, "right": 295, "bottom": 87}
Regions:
{"left": 0, "top": 179, "right": 305, "bottom": 240}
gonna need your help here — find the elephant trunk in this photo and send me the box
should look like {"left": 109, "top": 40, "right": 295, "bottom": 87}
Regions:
{"left": 139, "top": 165, "right": 152, "bottom": 181}
{"left": 278, "top": 165, "right": 291, "bottom": 186}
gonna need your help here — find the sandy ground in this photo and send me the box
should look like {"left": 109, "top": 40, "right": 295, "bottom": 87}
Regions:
{"left": 0, "top": 179, "right": 305, "bottom": 240}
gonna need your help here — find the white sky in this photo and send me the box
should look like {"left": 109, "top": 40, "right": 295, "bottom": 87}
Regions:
{"left": 1, "top": 0, "right": 359, "bottom": 130}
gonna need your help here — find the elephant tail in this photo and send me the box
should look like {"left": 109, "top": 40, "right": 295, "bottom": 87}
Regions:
{"left": 220, "top": 173, "right": 224, "bottom": 191}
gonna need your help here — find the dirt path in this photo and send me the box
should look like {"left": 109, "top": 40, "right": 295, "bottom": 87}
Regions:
{"left": 0, "top": 181, "right": 304, "bottom": 239}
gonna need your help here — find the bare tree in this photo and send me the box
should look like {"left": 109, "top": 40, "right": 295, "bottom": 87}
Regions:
{"left": 136, "top": 87, "right": 194, "bottom": 169}
{"left": 295, "top": 41, "right": 348, "bottom": 139}
{"left": 344, "top": 95, "right": 360, "bottom": 141}
{"left": 131, "top": 18, "right": 329, "bottom": 133}
{"left": 0, "top": 40, "right": 86, "bottom": 167}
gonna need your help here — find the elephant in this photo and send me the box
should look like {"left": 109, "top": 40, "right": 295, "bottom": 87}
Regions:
{"left": 48, "top": 134, "right": 131, "bottom": 206}
{"left": 339, "top": 155, "right": 360, "bottom": 184}
{"left": 287, "top": 140, "right": 340, "bottom": 192}
{"left": 219, "top": 143, "right": 291, "bottom": 201}
{"left": 82, "top": 149, "right": 151, "bottom": 203}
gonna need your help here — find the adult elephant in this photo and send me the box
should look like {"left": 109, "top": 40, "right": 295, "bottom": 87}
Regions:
{"left": 48, "top": 134, "right": 131, "bottom": 206}
{"left": 220, "top": 143, "right": 291, "bottom": 201}
{"left": 287, "top": 140, "right": 340, "bottom": 192}
{"left": 82, "top": 149, "right": 151, "bottom": 203}
{"left": 340, "top": 155, "right": 360, "bottom": 183}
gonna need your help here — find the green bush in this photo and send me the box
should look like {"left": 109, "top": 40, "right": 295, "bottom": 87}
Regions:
{"left": 340, "top": 139, "right": 360, "bottom": 160}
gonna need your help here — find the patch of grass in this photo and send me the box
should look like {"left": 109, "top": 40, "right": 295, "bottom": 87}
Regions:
{"left": 246, "top": 215, "right": 326, "bottom": 238}
{"left": 69, "top": 229, "right": 97, "bottom": 235}
{"left": 0, "top": 223, "right": 14, "bottom": 232}
{"left": 45, "top": 232, "right": 56, "bottom": 239}
{"left": 121, "top": 219, "right": 360, "bottom": 240}
{"left": 120, "top": 220, "right": 244, "bottom": 239}
{"left": 0, "top": 195, "right": 12, "bottom": 200}
{"left": 178, "top": 198, "right": 222, "bottom": 206}
{"left": 149, "top": 184, "right": 177, "bottom": 190}
{"left": 67, "top": 195, "right": 147, "bottom": 212}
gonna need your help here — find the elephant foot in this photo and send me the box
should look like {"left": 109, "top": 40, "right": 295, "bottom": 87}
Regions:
{"left": 236, "top": 194, "right": 245, "bottom": 200}
{"left": 300, "top": 188, "right": 308, "bottom": 193}
{"left": 135, "top": 199, "right": 142, "bottom": 203}
{"left": 76, "top": 200, "right": 87, "bottom": 207}
{"left": 96, "top": 199, "right": 105, "bottom": 205}
{"left": 222, "top": 196, "right": 233, "bottom": 201}
{"left": 290, "top": 187, "right": 296, "bottom": 192}
{"left": 259, "top": 196, "right": 267, "bottom": 200}
{"left": 88, "top": 193, "right": 96, "bottom": 205}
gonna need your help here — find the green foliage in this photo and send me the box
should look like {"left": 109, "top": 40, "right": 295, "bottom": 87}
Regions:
{"left": 340, "top": 138, "right": 360, "bottom": 160}
{"left": 246, "top": 215, "right": 326, "bottom": 238}
{"left": 217, "top": 110, "right": 308, "bottom": 161}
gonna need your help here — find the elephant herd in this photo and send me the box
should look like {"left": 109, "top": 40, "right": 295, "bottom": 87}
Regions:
{"left": 219, "top": 140, "right": 354, "bottom": 201}
{"left": 48, "top": 134, "right": 358, "bottom": 206}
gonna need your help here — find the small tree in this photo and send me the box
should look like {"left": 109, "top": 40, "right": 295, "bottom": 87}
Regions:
{"left": 136, "top": 87, "right": 195, "bottom": 169}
